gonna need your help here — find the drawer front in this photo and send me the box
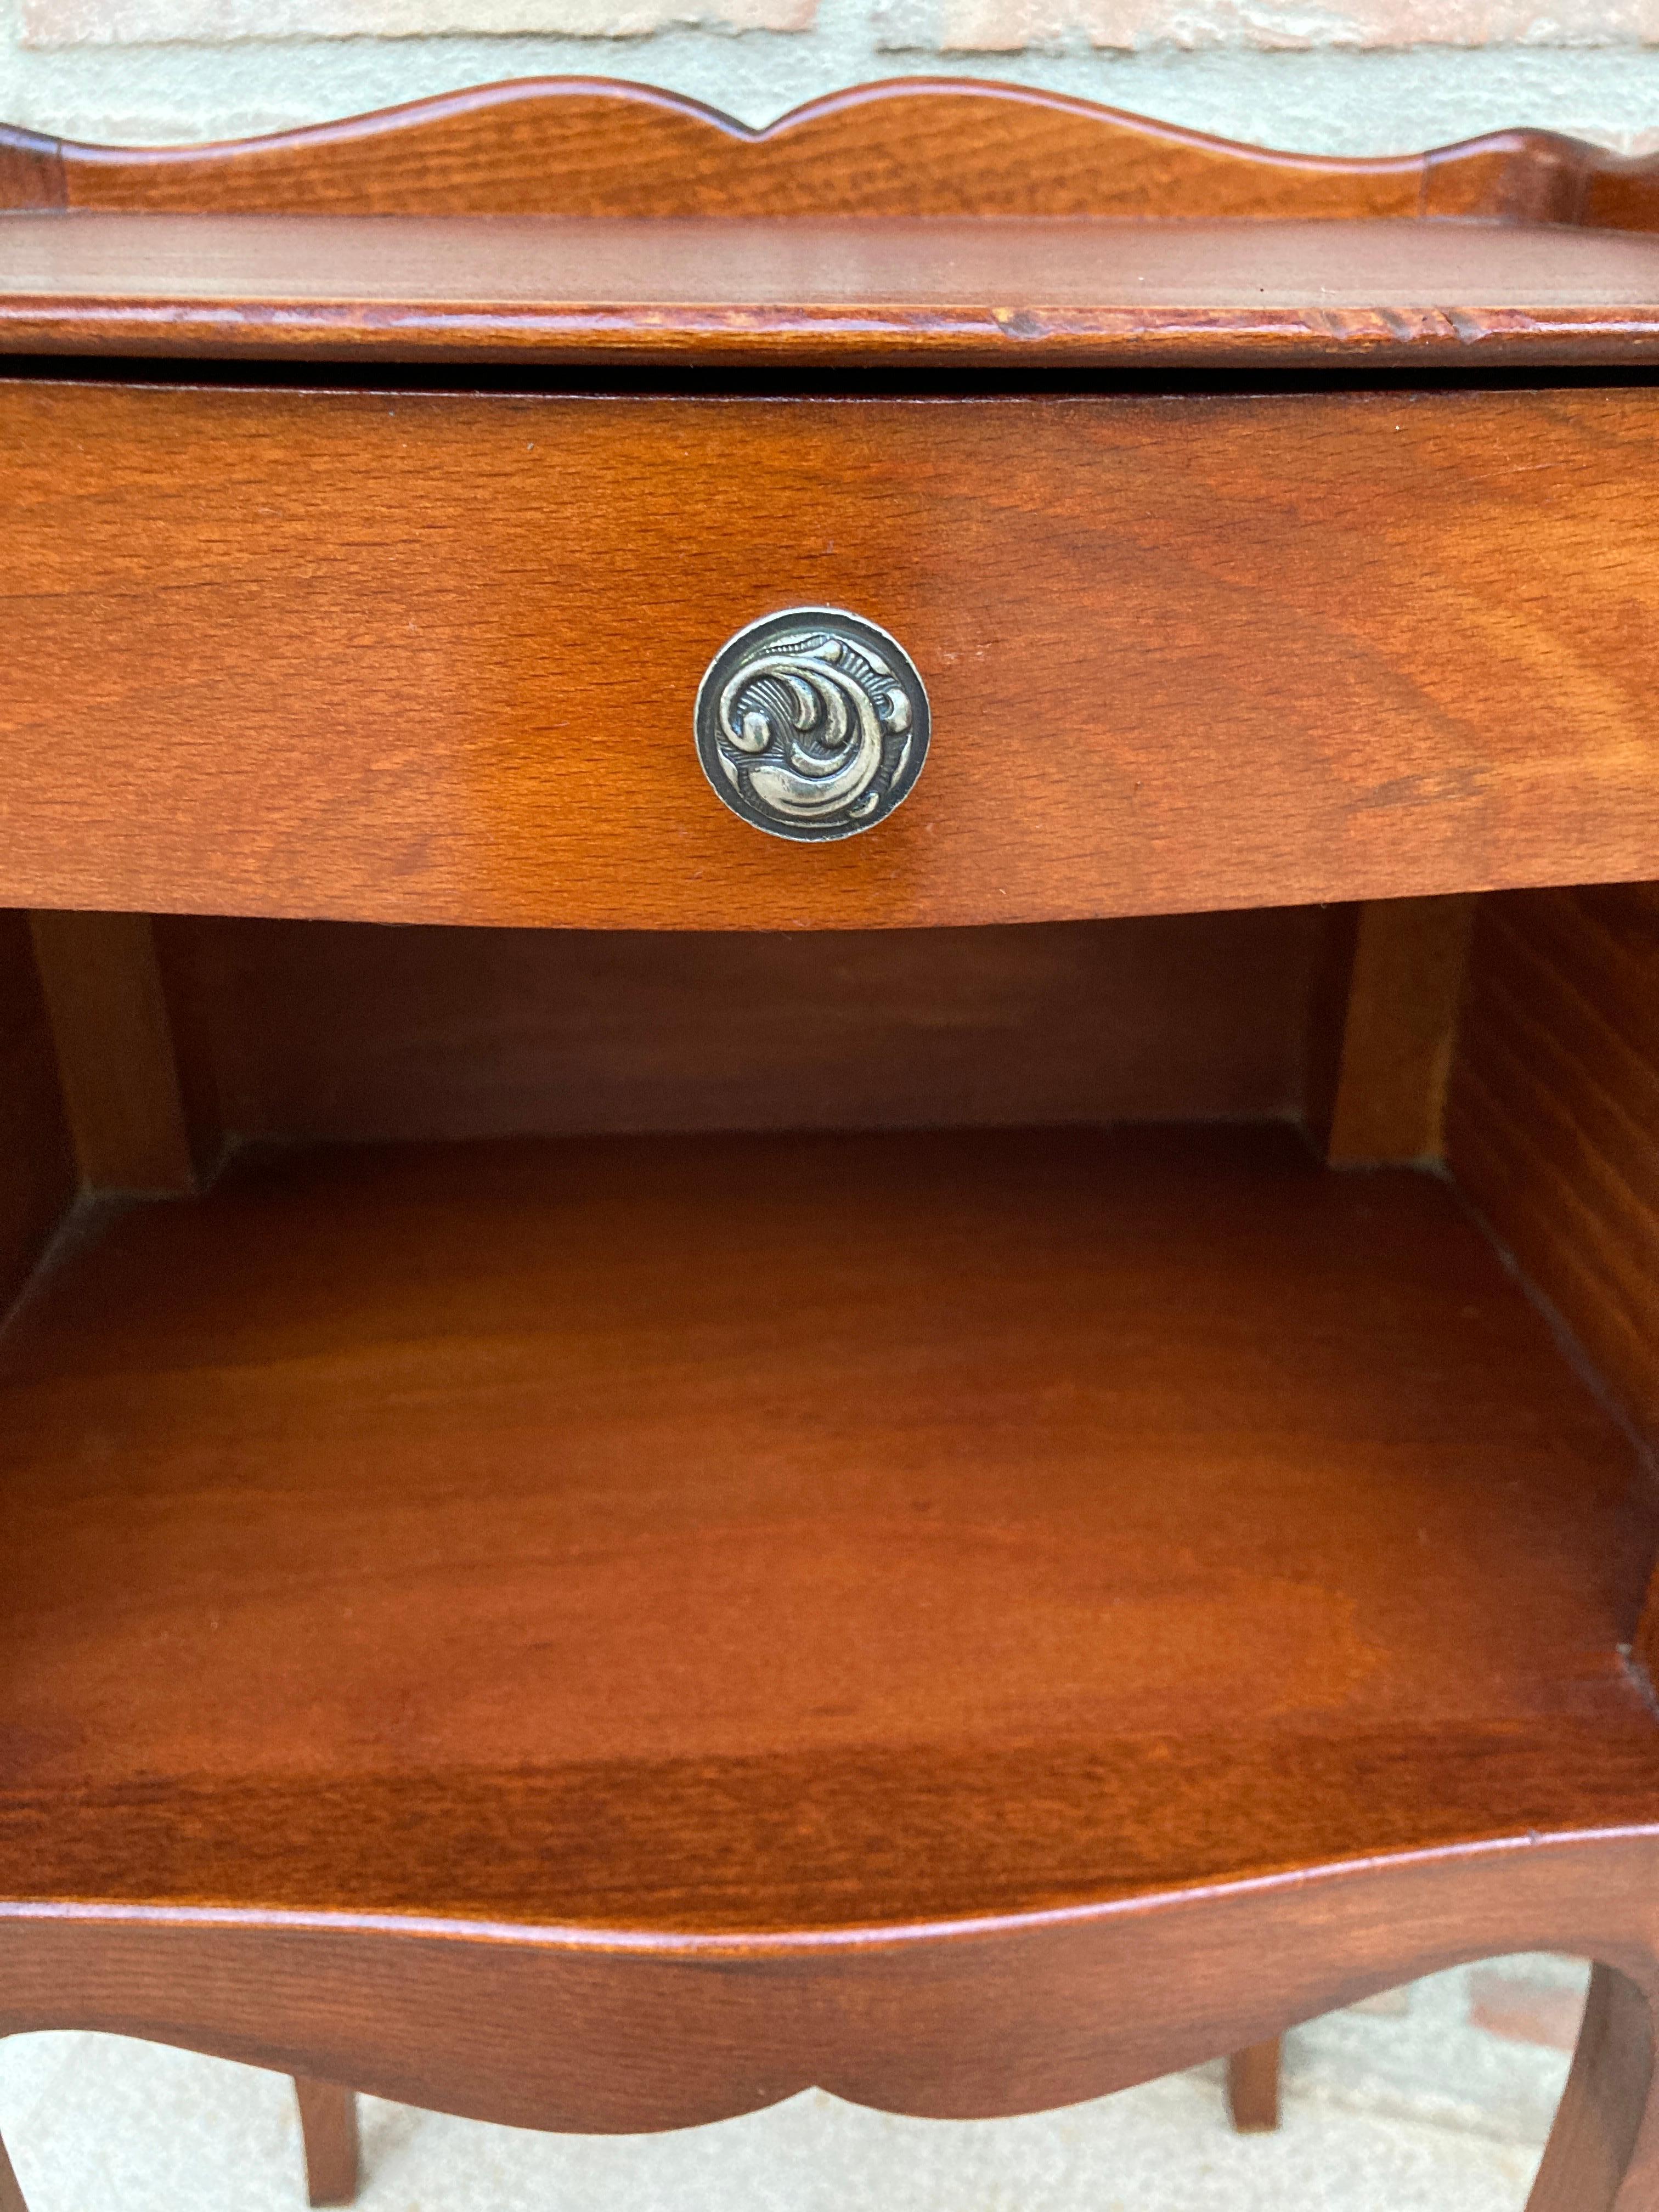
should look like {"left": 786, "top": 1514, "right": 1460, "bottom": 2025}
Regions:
{"left": 3, "top": 380, "right": 1657, "bottom": 927}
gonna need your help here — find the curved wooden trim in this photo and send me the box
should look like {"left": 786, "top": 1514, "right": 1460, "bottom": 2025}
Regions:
{"left": 0, "top": 125, "right": 62, "bottom": 213}
{"left": 4, "top": 1953, "right": 1658, "bottom": 2203}
{"left": 3, "top": 1834, "right": 1658, "bottom": 2136}
{"left": 40, "top": 80, "right": 1429, "bottom": 219}
{"left": 0, "top": 77, "right": 1652, "bottom": 228}
{"left": 1528, "top": 1963, "right": 1659, "bottom": 2210}
{"left": 6, "top": 81, "right": 1658, "bottom": 368}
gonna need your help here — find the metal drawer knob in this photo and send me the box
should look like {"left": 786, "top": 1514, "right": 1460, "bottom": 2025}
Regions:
{"left": 695, "top": 608, "right": 929, "bottom": 842}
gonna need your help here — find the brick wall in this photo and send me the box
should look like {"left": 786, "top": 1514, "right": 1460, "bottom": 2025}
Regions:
{"left": 4, "top": 0, "right": 1659, "bottom": 156}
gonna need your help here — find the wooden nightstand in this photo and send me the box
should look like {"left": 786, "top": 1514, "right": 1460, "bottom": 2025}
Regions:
{"left": 2, "top": 78, "right": 1658, "bottom": 2211}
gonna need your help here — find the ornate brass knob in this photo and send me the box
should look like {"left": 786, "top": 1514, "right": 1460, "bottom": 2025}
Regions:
{"left": 695, "top": 608, "right": 929, "bottom": 842}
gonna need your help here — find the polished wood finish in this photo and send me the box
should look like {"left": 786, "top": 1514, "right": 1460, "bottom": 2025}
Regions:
{"left": 8, "top": 382, "right": 1659, "bottom": 932}
{"left": 1528, "top": 1963, "right": 1659, "bottom": 2210}
{"left": 293, "top": 2079, "right": 359, "bottom": 2207}
{"left": 2, "top": 1123, "right": 1659, "bottom": 2199}
{"left": 0, "top": 2131, "right": 26, "bottom": 2212}
{"left": 0, "top": 123, "right": 62, "bottom": 213}
{"left": 6, "top": 70, "right": 1659, "bottom": 2211}
{"left": 4, "top": 82, "right": 1657, "bottom": 372}
{"left": 1, "top": 1130, "right": 1654, "bottom": 1941}
{"left": 0, "top": 916, "right": 75, "bottom": 1308}
{"left": 1446, "top": 881, "right": 1659, "bottom": 1713}
{"left": 28, "top": 911, "right": 199, "bottom": 1194}
{"left": 1324, "top": 895, "right": 1475, "bottom": 1166}
{"left": 1227, "top": 2039, "right": 1282, "bottom": 2132}
{"left": 1447, "top": 884, "right": 1659, "bottom": 1449}
{"left": 5, "top": 1837, "right": 1659, "bottom": 2158}
{"left": 0, "top": 79, "right": 1651, "bottom": 230}
{"left": 1302, "top": 904, "right": 1358, "bottom": 1158}
{"left": 0, "top": 83, "right": 1425, "bottom": 219}
{"left": 155, "top": 911, "right": 1319, "bottom": 1142}
{"left": 5, "top": 212, "right": 1659, "bottom": 369}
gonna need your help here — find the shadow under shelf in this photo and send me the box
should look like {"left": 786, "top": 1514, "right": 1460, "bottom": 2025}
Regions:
{"left": 2, "top": 1121, "right": 1655, "bottom": 1940}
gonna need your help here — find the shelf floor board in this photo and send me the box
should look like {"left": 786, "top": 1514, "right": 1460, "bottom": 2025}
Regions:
{"left": 2, "top": 1124, "right": 1656, "bottom": 1937}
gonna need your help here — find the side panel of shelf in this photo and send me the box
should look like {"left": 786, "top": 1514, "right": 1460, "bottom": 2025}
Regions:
{"left": 1447, "top": 881, "right": 1659, "bottom": 1451}
{"left": 1310, "top": 895, "right": 1475, "bottom": 1168}
{"left": 28, "top": 910, "right": 213, "bottom": 1195}
{"left": 1445, "top": 878, "right": 1659, "bottom": 1670}
{"left": 0, "top": 912, "right": 77, "bottom": 1302}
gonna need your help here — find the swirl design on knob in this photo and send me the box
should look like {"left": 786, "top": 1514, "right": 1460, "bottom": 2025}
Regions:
{"left": 695, "top": 609, "right": 929, "bottom": 843}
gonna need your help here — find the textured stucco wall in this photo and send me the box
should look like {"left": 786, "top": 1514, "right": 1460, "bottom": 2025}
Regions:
{"left": 3, "top": 0, "right": 1659, "bottom": 158}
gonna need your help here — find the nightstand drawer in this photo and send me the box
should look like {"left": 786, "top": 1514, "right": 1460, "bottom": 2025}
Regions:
{"left": 3, "top": 376, "right": 1656, "bottom": 928}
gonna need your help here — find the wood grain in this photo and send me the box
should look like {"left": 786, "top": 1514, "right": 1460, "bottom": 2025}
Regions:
{"left": 1, "top": 80, "right": 1650, "bottom": 232}
{"left": 1527, "top": 1963, "right": 1659, "bottom": 2210}
{"left": 44, "top": 82, "right": 1429, "bottom": 220}
{"left": 4, "top": 69, "right": 1659, "bottom": 2210}
{"left": 293, "top": 2080, "right": 359, "bottom": 2207}
{"left": 1444, "top": 881, "right": 1659, "bottom": 1707}
{"left": 0, "top": 916, "right": 76, "bottom": 1310}
{"left": 5, "top": 83, "right": 1656, "bottom": 377}
{"left": 0, "top": 1126, "right": 1653, "bottom": 1941}
{"left": 2, "top": 1835, "right": 1659, "bottom": 2153}
{"left": 1, "top": 1124, "right": 1657, "bottom": 2185}
{"left": 29, "top": 912, "right": 200, "bottom": 1194}
{"left": 1227, "top": 2040, "right": 1282, "bottom": 2132}
{"left": 1301, "top": 905, "right": 1359, "bottom": 1158}
{"left": 1446, "top": 884, "right": 1659, "bottom": 1451}
{"left": 4, "top": 212, "right": 1659, "bottom": 369}
{"left": 1324, "top": 895, "right": 1475, "bottom": 1166}
{"left": 8, "top": 382, "right": 1659, "bottom": 932}
{"left": 0, "top": 123, "right": 60, "bottom": 215}
{"left": 154, "top": 911, "right": 1321, "bottom": 1143}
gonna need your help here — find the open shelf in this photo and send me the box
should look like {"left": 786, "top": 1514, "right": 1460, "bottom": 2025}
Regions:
{"left": 8, "top": 212, "right": 1659, "bottom": 368}
{"left": 2, "top": 1124, "right": 1656, "bottom": 1939}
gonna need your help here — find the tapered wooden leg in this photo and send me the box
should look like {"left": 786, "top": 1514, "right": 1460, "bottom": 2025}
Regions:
{"left": 0, "top": 2129, "right": 29, "bottom": 2212}
{"left": 1226, "top": 2038, "right": 1282, "bottom": 2132}
{"left": 1527, "top": 1964, "right": 1659, "bottom": 2210}
{"left": 292, "top": 2078, "right": 360, "bottom": 2207}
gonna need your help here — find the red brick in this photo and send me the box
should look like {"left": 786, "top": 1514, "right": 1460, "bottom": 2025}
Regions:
{"left": 932, "top": 0, "right": 1659, "bottom": 49}
{"left": 21, "top": 0, "right": 814, "bottom": 46}
{"left": 1468, "top": 1968, "right": 1588, "bottom": 2052}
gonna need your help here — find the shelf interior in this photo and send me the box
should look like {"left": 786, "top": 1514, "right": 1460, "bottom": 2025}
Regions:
{"left": 4, "top": 215, "right": 1659, "bottom": 368}
{"left": 2, "top": 1122, "right": 1655, "bottom": 1937}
